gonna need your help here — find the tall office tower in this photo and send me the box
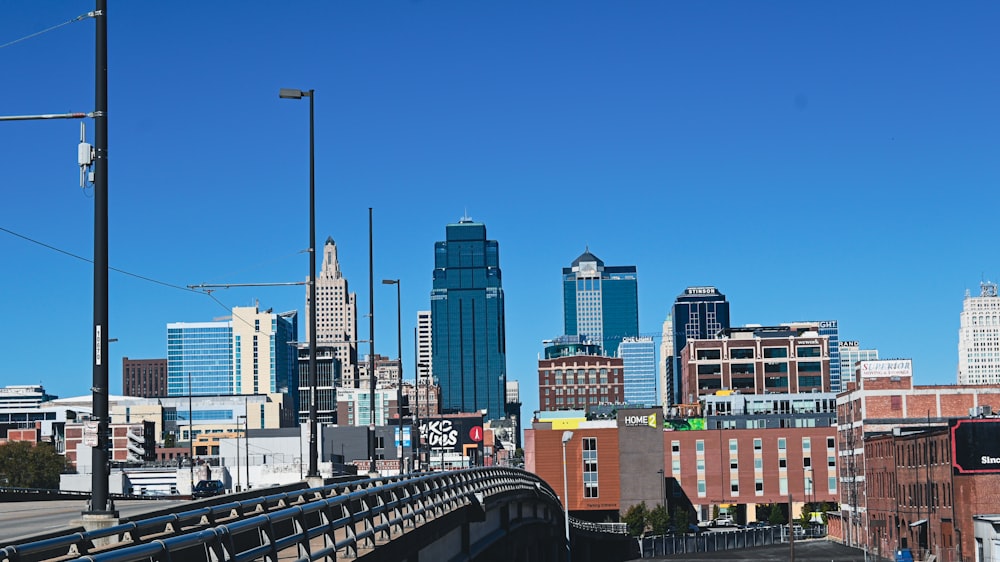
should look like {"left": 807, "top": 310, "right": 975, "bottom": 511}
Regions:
{"left": 416, "top": 310, "right": 432, "bottom": 384}
{"left": 297, "top": 344, "right": 340, "bottom": 424}
{"left": 307, "top": 237, "right": 359, "bottom": 386}
{"left": 167, "top": 305, "right": 299, "bottom": 424}
{"left": 784, "top": 321, "right": 841, "bottom": 391}
{"left": 562, "top": 249, "right": 639, "bottom": 356}
{"left": 837, "top": 340, "right": 878, "bottom": 389}
{"left": 619, "top": 336, "right": 657, "bottom": 406}
{"left": 430, "top": 216, "right": 507, "bottom": 421}
{"left": 669, "top": 287, "right": 730, "bottom": 405}
{"left": 122, "top": 357, "right": 168, "bottom": 397}
{"left": 958, "top": 281, "right": 1000, "bottom": 384}
{"left": 659, "top": 314, "right": 674, "bottom": 411}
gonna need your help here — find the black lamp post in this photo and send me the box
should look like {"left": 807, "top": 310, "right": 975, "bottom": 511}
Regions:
{"left": 382, "top": 279, "right": 403, "bottom": 473}
{"left": 278, "top": 87, "right": 319, "bottom": 479}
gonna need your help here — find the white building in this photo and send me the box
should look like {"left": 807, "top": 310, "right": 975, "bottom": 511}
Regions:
{"left": 416, "top": 310, "right": 432, "bottom": 384}
{"left": 958, "top": 281, "right": 1000, "bottom": 385}
{"left": 837, "top": 341, "right": 878, "bottom": 389}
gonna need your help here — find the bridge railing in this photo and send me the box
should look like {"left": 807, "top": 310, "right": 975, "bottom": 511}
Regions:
{"left": 0, "top": 467, "right": 560, "bottom": 562}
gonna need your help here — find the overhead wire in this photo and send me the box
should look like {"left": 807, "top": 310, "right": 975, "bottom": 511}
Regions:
{"left": 0, "top": 11, "right": 95, "bottom": 51}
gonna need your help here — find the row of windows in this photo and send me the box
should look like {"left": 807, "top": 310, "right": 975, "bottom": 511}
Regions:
{"left": 696, "top": 346, "right": 822, "bottom": 361}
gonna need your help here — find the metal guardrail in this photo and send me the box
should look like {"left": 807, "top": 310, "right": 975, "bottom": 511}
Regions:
{"left": 569, "top": 516, "right": 628, "bottom": 535}
{"left": 0, "top": 467, "right": 561, "bottom": 562}
{"left": 639, "top": 526, "right": 783, "bottom": 557}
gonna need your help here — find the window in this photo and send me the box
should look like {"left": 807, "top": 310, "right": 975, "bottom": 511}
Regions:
{"left": 731, "top": 348, "right": 754, "bottom": 360}
{"left": 753, "top": 438, "right": 762, "bottom": 451}
{"left": 802, "top": 438, "right": 811, "bottom": 451}
{"left": 764, "top": 347, "right": 789, "bottom": 358}
{"left": 779, "top": 458, "right": 787, "bottom": 468}
{"left": 803, "top": 457, "right": 812, "bottom": 468}
{"left": 779, "top": 477, "right": 788, "bottom": 495}
{"left": 778, "top": 438, "right": 786, "bottom": 450}
{"left": 827, "top": 437, "right": 835, "bottom": 449}
{"left": 697, "top": 480, "right": 706, "bottom": 495}
{"left": 698, "top": 364, "right": 722, "bottom": 375}
{"left": 729, "top": 439, "right": 738, "bottom": 452}
{"left": 755, "top": 478, "right": 764, "bottom": 494}
{"left": 582, "top": 437, "right": 599, "bottom": 498}
{"left": 671, "top": 440, "right": 680, "bottom": 453}
{"left": 754, "top": 458, "right": 762, "bottom": 469}
{"left": 731, "top": 479, "right": 739, "bottom": 494}
{"left": 696, "top": 440, "right": 704, "bottom": 453}
{"left": 828, "top": 456, "right": 836, "bottom": 468}
{"left": 828, "top": 477, "right": 837, "bottom": 493}
{"left": 891, "top": 396, "right": 902, "bottom": 410}
{"left": 797, "top": 346, "right": 821, "bottom": 357}
{"left": 697, "top": 349, "right": 721, "bottom": 360}
{"left": 697, "top": 458, "right": 705, "bottom": 471}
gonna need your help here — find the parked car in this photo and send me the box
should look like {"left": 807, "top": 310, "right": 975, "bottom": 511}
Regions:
{"left": 192, "top": 480, "right": 226, "bottom": 498}
{"left": 713, "top": 515, "right": 737, "bottom": 527}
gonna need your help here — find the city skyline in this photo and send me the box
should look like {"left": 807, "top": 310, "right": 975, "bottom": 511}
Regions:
{"left": 3, "top": 3, "right": 1000, "bottom": 424}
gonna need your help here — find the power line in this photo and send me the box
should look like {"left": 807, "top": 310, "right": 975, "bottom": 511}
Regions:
{"left": 0, "top": 11, "right": 96, "bottom": 50}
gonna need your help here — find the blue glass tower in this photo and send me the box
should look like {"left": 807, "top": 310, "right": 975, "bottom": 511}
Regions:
{"left": 562, "top": 249, "right": 639, "bottom": 356}
{"left": 670, "top": 287, "right": 730, "bottom": 405}
{"left": 618, "top": 336, "right": 657, "bottom": 406}
{"left": 167, "top": 321, "right": 234, "bottom": 396}
{"left": 430, "top": 217, "right": 507, "bottom": 421}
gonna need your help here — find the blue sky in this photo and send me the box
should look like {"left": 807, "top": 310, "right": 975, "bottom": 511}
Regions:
{"left": 2, "top": 2, "right": 999, "bottom": 422}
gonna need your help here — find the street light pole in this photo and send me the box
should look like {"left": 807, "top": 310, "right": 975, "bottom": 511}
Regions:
{"left": 382, "top": 279, "right": 403, "bottom": 474}
{"left": 278, "top": 87, "right": 319, "bottom": 480}
{"left": 562, "top": 431, "right": 574, "bottom": 562}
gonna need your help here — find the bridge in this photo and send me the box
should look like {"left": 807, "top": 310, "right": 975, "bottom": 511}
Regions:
{"left": 0, "top": 467, "right": 636, "bottom": 562}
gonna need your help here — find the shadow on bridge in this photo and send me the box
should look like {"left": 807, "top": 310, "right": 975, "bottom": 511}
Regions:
{"left": 0, "top": 467, "right": 638, "bottom": 562}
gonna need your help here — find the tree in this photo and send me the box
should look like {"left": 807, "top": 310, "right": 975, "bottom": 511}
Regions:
{"left": 768, "top": 503, "right": 786, "bottom": 526}
{"left": 648, "top": 504, "right": 670, "bottom": 535}
{"left": 0, "top": 442, "right": 66, "bottom": 489}
{"left": 671, "top": 506, "right": 691, "bottom": 535}
{"left": 712, "top": 504, "right": 720, "bottom": 521}
{"left": 622, "top": 502, "right": 649, "bottom": 536}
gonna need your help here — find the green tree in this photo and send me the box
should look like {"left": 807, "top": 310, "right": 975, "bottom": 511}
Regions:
{"left": 622, "top": 502, "right": 649, "bottom": 536}
{"left": 648, "top": 504, "right": 670, "bottom": 535}
{"left": 712, "top": 504, "right": 720, "bottom": 521}
{"left": 768, "top": 503, "right": 786, "bottom": 525}
{"left": 0, "top": 442, "right": 66, "bottom": 489}
{"left": 671, "top": 506, "right": 691, "bottom": 534}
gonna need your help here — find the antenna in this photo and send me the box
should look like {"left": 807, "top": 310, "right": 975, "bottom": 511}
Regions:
{"left": 78, "top": 122, "right": 94, "bottom": 188}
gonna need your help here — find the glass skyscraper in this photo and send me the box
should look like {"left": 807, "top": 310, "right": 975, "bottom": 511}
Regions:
{"left": 838, "top": 341, "right": 878, "bottom": 389}
{"left": 167, "top": 321, "right": 234, "bottom": 396}
{"left": 619, "top": 336, "right": 657, "bottom": 406}
{"left": 430, "top": 217, "right": 507, "bottom": 421}
{"left": 669, "top": 287, "right": 730, "bottom": 405}
{"left": 562, "top": 249, "right": 638, "bottom": 356}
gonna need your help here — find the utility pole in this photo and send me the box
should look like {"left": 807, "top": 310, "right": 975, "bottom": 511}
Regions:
{"left": 87, "top": 0, "right": 113, "bottom": 517}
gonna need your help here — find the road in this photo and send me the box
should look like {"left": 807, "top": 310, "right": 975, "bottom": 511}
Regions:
{"left": 0, "top": 499, "right": 187, "bottom": 545}
{"left": 628, "top": 539, "right": 891, "bottom": 561}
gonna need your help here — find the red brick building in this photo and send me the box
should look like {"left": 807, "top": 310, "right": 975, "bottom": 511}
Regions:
{"left": 680, "top": 325, "right": 831, "bottom": 402}
{"left": 834, "top": 359, "right": 1000, "bottom": 555}
{"left": 538, "top": 354, "right": 624, "bottom": 412}
{"left": 122, "top": 357, "right": 168, "bottom": 398}
{"left": 64, "top": 421, "right": 156, "bottom": 469}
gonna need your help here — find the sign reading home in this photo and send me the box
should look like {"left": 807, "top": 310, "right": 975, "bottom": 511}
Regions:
{"left": 622, "top": 411, "right": 659, "bottom": 428}
{"left": 951, "top": 418, "right": 1000, "bottom": 474}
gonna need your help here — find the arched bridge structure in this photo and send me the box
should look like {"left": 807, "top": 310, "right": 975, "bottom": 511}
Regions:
{"left": 0, "top": 467, "right": 635, "bottom": 562}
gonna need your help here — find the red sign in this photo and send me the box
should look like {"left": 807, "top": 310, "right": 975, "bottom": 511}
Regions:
{"left": 469, "top": 426, "right": 483, "bottom": 442}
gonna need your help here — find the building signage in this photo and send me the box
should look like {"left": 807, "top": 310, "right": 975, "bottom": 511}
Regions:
{"left": 858, "top": 359, "right": 912, "bottom": 378}
{"left": 819, "top": 321, "right": 837, "bottom": 328}
{"left": 951, "top": 419, "right": 1000, "bottom": 474}
{"left": 797, "top": 339, "right": 819, "bottom": 345}
{"left": 839, "top": 341, "right": 859, "bottom": 347}
{"left": 83, "top": 421, "right": 99, "bottom": 447}
{"left": 685, "top": 287, "right": 717, "bottom": 295}
{"left": 419, "top": 415, "right": 485, "bottom": 453}
{"left": 623, "top": 413, "right": 658, "bottom": 428}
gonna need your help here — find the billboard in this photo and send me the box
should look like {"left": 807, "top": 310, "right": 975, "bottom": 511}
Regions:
{"left": 951, "top": 418, "right": 1000, "bottom": 474}
{"left": 858, "top": 359, "right": 912, "bottom": 378}
{"left": 418, "top": 414, "right": 484, "bottom": 453}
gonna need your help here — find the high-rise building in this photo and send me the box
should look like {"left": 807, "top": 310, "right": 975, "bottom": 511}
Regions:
{"left": 837, "top": 341, "right": 878, "bottom": 389}
{"left": 167, "top": 305, "right": 299, "bottom": 425}
{"left": 430, "top": 217, "right": 507, "bottom": 421}
{"left": 618, "top": 337, "right": 657, "bottom": 406}
{"left": 307, "top": 237, "right": 359, "bottom": 385}
{"left": 668, "top": 287, "right": 731, "bottom": 405}
{"left": 659, "top": 314, "right": 674, "bottom": 411}
{"left": 297, "top": 344, "right": 340, "bottom": 424}
{"left": 958, "top": 281, "right": 1000, "bottom": 385}
{"left": 122, "top": 357, "right": 168, "bottom": 398}
{"left": 562, "top": 249, "right": 638, "bottom": 356}
{"left": 416, "top": 310, "right": 432, "bottom": 384}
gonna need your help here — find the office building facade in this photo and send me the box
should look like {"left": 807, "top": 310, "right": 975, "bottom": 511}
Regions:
{"left": 618, "top": 337, "right": 657, "bottom": 406}
{"left": 538, "top": 353, "right": 625, "bottom": 412}
{"left": 785, "top": 321, "right": 841, "bottom": 391}
{"left": 416, "top": 310, "right": 432, "bottom": 384}
{"left": 957, "top": 281, "right": 1000, "bottom": 385}
{"left": 668, "top": 287, "right": 731, "bottom": 406}
{"left": 430, "top": 217, "right": 507, "bottom": 421}
{"left": 562, "top": 249, "right": 638, "bottom": 357}
{"left": 837, "top": 341, "right": 878, "bottom": 389}
{"left": 167, "top": 321, "right": 233, "bottom": 396}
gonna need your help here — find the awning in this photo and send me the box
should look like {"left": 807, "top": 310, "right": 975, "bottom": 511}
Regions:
{"left": 909, "top": 519, "right": 928, "bottom": 527}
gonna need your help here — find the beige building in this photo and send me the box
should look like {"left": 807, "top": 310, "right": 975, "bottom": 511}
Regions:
{"left": 307, "top": 237, "right": 358, "bottom": 385}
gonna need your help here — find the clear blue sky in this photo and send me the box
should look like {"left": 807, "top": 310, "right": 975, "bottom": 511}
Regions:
{"left": 2, "top": 2, "right": 999, "bottom": 423}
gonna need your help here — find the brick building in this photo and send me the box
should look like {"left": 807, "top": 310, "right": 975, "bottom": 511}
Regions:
{"left": 64, "top": 421, "right": 156, "bottom": 469}
{"left": 122, "top": 357, "right": 168, "bottom": 398}
{"left": 834, "top": 359, "right": 1000, "bottom": 552}
{"left": 680, "top": 325, "right": 830, "bottom": 402}
{"left": 538, "top": 353, "right": 625, "bottom": 412}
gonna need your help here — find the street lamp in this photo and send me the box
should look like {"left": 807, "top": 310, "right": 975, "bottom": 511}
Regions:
{"left": 238, "top": 414, "right": 248, "bottom": 489}
{"left": 562, "top": 430, "right": 574, "bottom": 561}
{"left": 278, "top": 87, "right": 319, "bottom": 480}
{"left": 382, "top": 279, "right": 403, "bottom": 474}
